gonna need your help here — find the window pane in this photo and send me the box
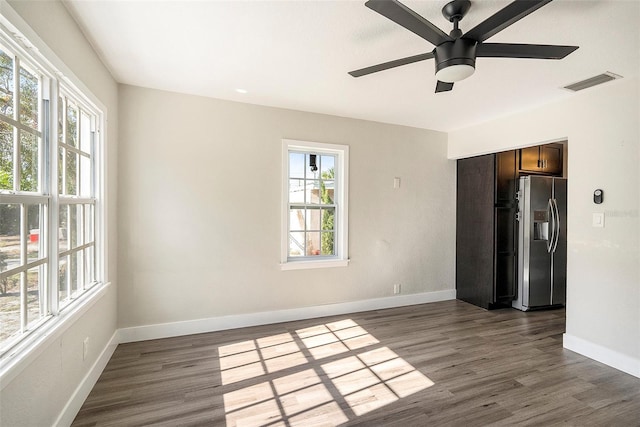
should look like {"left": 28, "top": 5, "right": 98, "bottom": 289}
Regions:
{"left": 0, "top": 49, "right": 14, "bottom": 118}
{"left": 70, "top": 250, "right": 81, "bottom": 295}
{"left": 26, "top": 204, "right": 45, "bottom": 261}
{"left": 289, "top": 232, "right": 305, "bottom": 257}
{"left": 306, "top": 207, "right": 320, "bottom": 231}
{"left": 58, "top": 147, "right": 63, "bottom": 194}
{"left": 80, "top": 153, "right": 91, "bottom": 197}
{"left": 289, "top": 208, "right": 305, "bottom": 232}
{"left": 58, "top": 96, "right": 63, "bottom": 145}
{"left": 0, "top": 121, "right": 13, "bottom": 190}
{"left": 306, "top": 232, "right": 321, "bottom": 256}
{"left": 305, "top": 154, "right": 319, "bottom": 180}
{"left": 320, "top": 180, "right": 334, "bottom": 205}
{"left": 0, "top": 272, "right": 21, "bottom": 349}
{"left": 84, "top": 246, "right": 94, "bottom": 286}
{"left": 289, "top": 152, "right": 304, "bottom": 178}
{"left": 68, "top": 204, "right": 77, "bottom": 248}
{"left": 320, "top": 155, "right": 335, "bottom": 178}
{"left": 26, "top": 265, "right": 44, "bottom": 327}
{"left": 58, "top": 256, "right": 68, "bottom": 304}
{"left": 19, "top": 131, "right": 38, "bottom": 192}
{"left": 321, "top": 208, "right": 335, "bottom": 231}
{"left": 306, "top": 180, "right": 321, "bottom": 204}
{"left": 289, "top": 179, "right": 304, "bottom": 203}
{"left": 80, "top": 111, "right": 91, "bottom": 154}
{"left": 59, "top": 204, "right": 68, "bottom": 251}
{"left": 84, "top": 204, "right": 94, "bottom": 243}
{"left": 66, "top": 101, "right": 77, "bottom": 147}
{"left": 68, "top": 204, "right": 82, "bottom": 248}
{"left": 65, "top": 150, "right": 77, "bottom": 195}
{"left": 321, "top": 232, "right": 335, "bottom": 256}
{"left": 0, "top": 203, "right": 20, "bottom": 274}
{"left": 19, "top": 65, "right": 38, "bottom": 129}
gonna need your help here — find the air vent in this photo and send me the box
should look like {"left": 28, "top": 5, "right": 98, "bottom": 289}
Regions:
{"left": 563, "top": 72, "right": 622, "bottom": 92}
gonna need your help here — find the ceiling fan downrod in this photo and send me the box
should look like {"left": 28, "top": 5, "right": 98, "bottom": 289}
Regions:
{"left": 442, "top": 0, "right": 471, "bottom": 38}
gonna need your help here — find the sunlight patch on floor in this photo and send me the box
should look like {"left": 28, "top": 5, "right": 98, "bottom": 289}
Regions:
{"left": 220, "top": 319, "right": 434, "bottom": 426}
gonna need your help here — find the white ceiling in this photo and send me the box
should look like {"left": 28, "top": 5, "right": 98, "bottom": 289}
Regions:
{"left": 63, "top": 0, "right": 639, "bottom": 132}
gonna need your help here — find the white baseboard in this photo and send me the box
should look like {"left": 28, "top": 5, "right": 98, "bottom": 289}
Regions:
{"left": 55, "top": 330, "right": 119, "bottom": 427}
{"left": 118, "top": 289, "right": 456, "bottom": 343}
{"left": 563, "top": 333, "right": 640, "bottom": 379}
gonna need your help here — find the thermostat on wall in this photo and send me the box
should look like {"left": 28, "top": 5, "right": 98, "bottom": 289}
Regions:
{"left": 593, "top": 189, "right": 603, "bottom": 204}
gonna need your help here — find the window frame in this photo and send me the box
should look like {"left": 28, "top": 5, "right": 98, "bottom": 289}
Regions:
{"left": 281, "top": 139, "right": 349, "bottom": 270}
{"left": 0, "top": 12, "right": 106, "bottom": 372}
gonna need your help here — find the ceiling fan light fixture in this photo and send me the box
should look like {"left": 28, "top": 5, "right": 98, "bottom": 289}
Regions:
{"left": 434, "top": 38, "right": 477, "bottom": 83}
{"left": 435, "top": 63, "right": 475, "bottom": 83}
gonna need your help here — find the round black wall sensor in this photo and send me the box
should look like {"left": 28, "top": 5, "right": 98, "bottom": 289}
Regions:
{"left": 594, "top": 189, "right": 603, "bottom": 204}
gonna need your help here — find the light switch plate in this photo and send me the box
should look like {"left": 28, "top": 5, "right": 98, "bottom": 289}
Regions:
{"left": 592, "top": 212, "right": 604, "bottom": 228}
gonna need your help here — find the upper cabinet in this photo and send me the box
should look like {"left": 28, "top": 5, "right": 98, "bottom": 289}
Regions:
{"left": 519, "top": 143, "right": 563, "bottom": 176}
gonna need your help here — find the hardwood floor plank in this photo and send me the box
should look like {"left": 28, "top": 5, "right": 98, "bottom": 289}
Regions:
{"left": 72, "top": 300, "right": 640, "bottom": 426}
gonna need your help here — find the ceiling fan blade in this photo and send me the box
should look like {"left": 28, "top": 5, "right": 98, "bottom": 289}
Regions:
{"left": 476, "top": 43, "right": 578, "bottom": 59}
{"left": 365, "top": 0, "right": 452, "bottom": 46}
{"left": 463, "top": 0, "right": 553, "bottom": 43}
{"left": 435, "top": 81, "right": 454, "bottom": 93}
{"left": 349, "top": 52, "right": 435, "bottom": 77}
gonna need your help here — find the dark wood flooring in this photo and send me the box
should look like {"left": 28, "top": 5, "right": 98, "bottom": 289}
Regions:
{"left": 72, "top": 300, "right": 640, "bottom": 426}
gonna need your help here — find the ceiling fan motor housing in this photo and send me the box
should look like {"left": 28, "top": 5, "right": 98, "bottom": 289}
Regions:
{"left": 434, "top": 38, "right": 477, "bottom": 81}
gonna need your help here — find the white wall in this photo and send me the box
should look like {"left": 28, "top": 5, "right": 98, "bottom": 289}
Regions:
{"left": 117, "top": 84, "right": 455, "bottom": 329}
{"left": 449, "top": 76, "right": 640, "bottom": 376}
{"left": 0, "top": 1, "right": 119, "bottom": 425}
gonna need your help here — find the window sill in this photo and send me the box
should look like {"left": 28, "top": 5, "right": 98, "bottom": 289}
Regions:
{"left": 280, "top": 259, "right": 349, "bottom": 271}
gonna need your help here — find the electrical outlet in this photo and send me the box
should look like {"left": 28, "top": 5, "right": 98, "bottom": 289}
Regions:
{"left": 393, "top": 284, "right": 401, "bottom": 294}
{"left": 83, "top": 337, "right": 90, "bottom": 361}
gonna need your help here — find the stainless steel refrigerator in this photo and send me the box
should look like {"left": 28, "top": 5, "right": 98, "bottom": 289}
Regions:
{"left": 513, "top": 176, "right": 567, "bottom": 311}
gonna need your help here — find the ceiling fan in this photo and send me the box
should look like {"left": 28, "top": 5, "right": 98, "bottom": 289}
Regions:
{"left": 349, "top": 0, "right": 579, "bottom": 92}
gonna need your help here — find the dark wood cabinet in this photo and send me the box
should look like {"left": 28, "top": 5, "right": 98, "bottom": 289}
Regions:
{"left": 519, "top": 146, "right": 541, "bottom": 172}
{"left": 456, "top": 150, "right": 518, "bottom": 309}
{"left": 542, "top": 145, "right": 563, "bottom": 175}
{"left": 519, "top": 143, "right": 563, "bottom": 176}
{"left": 456, "top": 154, "right": 496, "bottom": 308}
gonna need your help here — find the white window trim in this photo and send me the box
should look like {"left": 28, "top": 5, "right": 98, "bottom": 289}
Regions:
{"left": 0, "top": 1, "right": 108, "bottom": 380}
{"left": 280, "top": 139, "right": 349, "bottom": 270}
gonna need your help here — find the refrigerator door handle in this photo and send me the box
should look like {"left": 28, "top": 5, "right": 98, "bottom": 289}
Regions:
{"left": 551, "top": 198, "right": 561, "bottom": 253}
{"left": 547, "top": 198, "right": 555, "bottom": 253}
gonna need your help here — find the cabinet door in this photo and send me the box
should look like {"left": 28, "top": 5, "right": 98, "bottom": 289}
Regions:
{"left": 496, "top": 150, "right": 518, "bottom": 205}
{"left": 520, "top": 144, "right": 564, "bottom": 176}
{"left": 495, "top": 206, "right": 517, "bottom": 301}
{"left": 520, "top": 146, "right": 541, "bottom": 172}
{"left": 541, "top": 145, "right": 563, "bottom": 176}
{"left": 456, "top": 155, "right": 495, "bottom": 309}
{"left": 494, "top": 150, "right": 518, "bottom": 303}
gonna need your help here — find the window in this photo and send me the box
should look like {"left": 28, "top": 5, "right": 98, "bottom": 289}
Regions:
{"left": 57, "top": 92, "right": 98, "bottom": 310}
{"left": 282, "top": 140, "right": 348, "bottom": 270}
{"left": 0, "top": 26, "right": 104, "bottom": 360}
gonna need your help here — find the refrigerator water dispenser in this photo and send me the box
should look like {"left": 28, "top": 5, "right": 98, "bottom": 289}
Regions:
{"left": 533, "top": 210, "right": 549, "bottom": 241}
